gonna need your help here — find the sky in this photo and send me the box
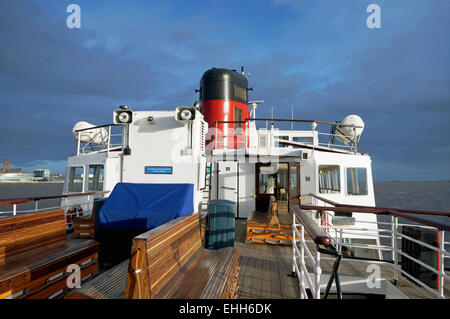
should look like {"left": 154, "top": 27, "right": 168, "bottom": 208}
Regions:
{"left": 0, "top": 0, "right": 449, "bottom": 181}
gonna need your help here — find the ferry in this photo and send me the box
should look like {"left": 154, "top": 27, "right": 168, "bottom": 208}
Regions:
{"left": 0, "top": 68, "right": 448, "bottom": 300}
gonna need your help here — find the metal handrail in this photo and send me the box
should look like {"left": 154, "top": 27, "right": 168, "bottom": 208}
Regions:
{"left": 0, "top": 191, "right": 110, "bottom": 206}
{"left": 73, "top": 123, "right": 121, "bottom": 132}
{"left": 291, "top": 204, "right": 345, "bottom": 299}
{"left": 305, "top": 193, "right": 450, "bottom": 217}
{"left": 301, "top": 194, "right": 448, "bottom": 298}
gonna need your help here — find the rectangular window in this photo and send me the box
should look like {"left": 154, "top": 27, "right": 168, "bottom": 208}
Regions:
{"left": 259, "top": 173, "right": 276, "bottom": 195}
{"left": 68, "top": 166, "right": 84, "bottom": 193}
{"left": 88, "top": 164, "right": 104, "bottom": 191}
{"left": 319, "top": 165, "right": 340, "bottom": 194}
{"left": 234, "top": 107, "right": 243, "bottom": 134}
{"left": 235, "top": 85, "right": 247, "bottom": 102}
{"left": 258, "top": 134, "right": 267, "bottom": 148}
{"left": 290, "top": 165, "right": 299, "bottom": 197}
{"left": 347, "top": 167, "right": 368, "bottom": 195}
{"left": 293, "top": 136, "right": 313, "bottom": 146}
{"left": 275, "top": 136, "right": 289, "bottom": 148}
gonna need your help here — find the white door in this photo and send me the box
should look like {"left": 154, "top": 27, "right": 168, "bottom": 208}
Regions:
{"left": 218, "top": 161, "right": 238, "bottom": 216}
{"left": 238, "top": 163, "right": 255, "bottom": 219}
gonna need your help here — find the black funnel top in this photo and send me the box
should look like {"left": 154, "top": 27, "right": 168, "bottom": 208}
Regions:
{"left": 199, "top": 68, "right": 248, "bottom": 103}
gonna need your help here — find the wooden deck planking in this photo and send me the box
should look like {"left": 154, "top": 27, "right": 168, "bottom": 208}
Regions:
{"left": 235, "top": 218, "right": 449, "bottom": 299}
{"left": 235, "top": 219, "right": 299, "bottom": 299}
{"left": 65, "top": 217, "right": 448, "bottom": 299}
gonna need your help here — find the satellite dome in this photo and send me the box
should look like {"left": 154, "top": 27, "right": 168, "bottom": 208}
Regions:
{"left": 72, "top": 121, "right": 108, "bottom": 145}
{"left": 335, "top": 115, "right": 364, "bottom": 144}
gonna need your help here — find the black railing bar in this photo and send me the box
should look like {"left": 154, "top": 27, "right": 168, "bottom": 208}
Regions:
{"left": 304, "top": 193, "right": 450, "bottom": 217}
{"left": 74, "top": 123, "right": 121, "bottom": 132}
{"left": 248, "top": 118, "right": 363, "bottom": 128}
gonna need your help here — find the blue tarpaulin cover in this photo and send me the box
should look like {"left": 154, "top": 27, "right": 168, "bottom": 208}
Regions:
{"left": 98, "top": 183, "right": 194, "bottom": 229}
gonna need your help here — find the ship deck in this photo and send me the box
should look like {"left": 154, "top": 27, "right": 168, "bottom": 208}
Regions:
{"left": 234, "top": 219, "right": 450, "bottom": 299}
{"left": 66, "top": 218, "right": 449, "bottom": 299}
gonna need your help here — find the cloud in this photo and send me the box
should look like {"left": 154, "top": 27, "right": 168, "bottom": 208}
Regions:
{"left": 0, "top": 0, "right": 448, "bottom": 180}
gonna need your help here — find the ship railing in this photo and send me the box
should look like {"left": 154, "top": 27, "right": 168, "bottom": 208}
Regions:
{"left": 74, "top": 124, "right": 123, "bottom": 155}
{"left": 0, "top": 191, "right": 110, "bottom": 218}
{"left": 291, "top": 204, "right": 330, "bottom": 299}
{"left": 210, "top": 118, "right": 363, "bottom": 153}
{"left": 295, "top": 194, "right": 450, "bottom": 299}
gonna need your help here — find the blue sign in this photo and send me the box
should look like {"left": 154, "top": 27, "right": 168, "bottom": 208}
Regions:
{"left": 145, "top": 166, "right": 173, "bottom": 174}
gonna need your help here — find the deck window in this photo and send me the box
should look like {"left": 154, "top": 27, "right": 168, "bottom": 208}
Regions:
{"left": 319, "top": 165, "right": 341, "bottom": 194}
{"left": 88, "top": 164, "right": 104, "bottom": 191}
{"left": 68, "top": 166, "right": 84, "bottom": 193}
{"left": 346, "top": 167, "right": 368, "bottom": 196}
{"left": 234, "top": 107, "right": 243, "bottom": 134}
{"left": 258, "top": 134, "right": 267, "bottom": 148}
{"left": 293, "top": 136, "right": 313, "bottom": 146}
{"left": 234, "top": 84, "right": 247, "bottom": 103}
{"left": 275, "top": 136, "right": 289, "bottom": 148}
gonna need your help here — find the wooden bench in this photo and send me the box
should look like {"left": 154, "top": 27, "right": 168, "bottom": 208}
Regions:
{"left": 66, "top": 214, "right": 240, "bottom": 299}
{"left": 0, "top": 210, "right": 100, "bottom": 299}
{"left": 73, "top": 198, "right": 107, "bottom": 239}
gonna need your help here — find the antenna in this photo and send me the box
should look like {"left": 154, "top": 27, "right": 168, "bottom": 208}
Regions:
{"left": 271, "top": 107, "right": 274, "bottom": 128}
{"left": 291, "top": 107, "right": 294, "bottom": 130}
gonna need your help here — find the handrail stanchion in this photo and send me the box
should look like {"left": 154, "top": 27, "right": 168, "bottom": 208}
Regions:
{"left": 35, "top": 200, "right": 38, "bottom": 211}
{"left": 315, "top": 245, "right": 321, "bottom": 299}
{"left": 13, "top": 204, "right": 16, "bottom": 216}
{"left": 77, "top": 131, "right": 81, "bottom": 156}
{"left": 108, "top": 125, "right": 112, "bottom": 155}
{"left": 439, "top": 230, "right": 445, "bottom": 297}
{"left": 300, "top": 225, "right": 305, "bottom": 299}
{"left": 393, "top": 216, "right": 399, "bottom": 284}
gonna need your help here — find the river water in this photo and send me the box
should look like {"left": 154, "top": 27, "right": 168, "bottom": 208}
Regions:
{"left": 0, "top": 181, "right": 448, "bottom": 264}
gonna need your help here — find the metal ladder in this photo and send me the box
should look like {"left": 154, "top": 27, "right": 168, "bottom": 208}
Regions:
{"left": 201, "top": 161, "right": 212, "bottom": 215}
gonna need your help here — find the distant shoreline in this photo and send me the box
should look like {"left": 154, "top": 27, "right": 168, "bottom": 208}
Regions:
{"left": 0, "top": 181, "right": 448, "bottom": 184}
{"left": 374, "top": 181, "right": 450, "bottom": 183}
{"left": 0, "top": 181, "right": 64, "bottom": 184}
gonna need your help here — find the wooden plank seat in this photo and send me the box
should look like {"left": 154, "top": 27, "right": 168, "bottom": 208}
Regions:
{"left": 73, "top": 198, "right": 105, "bottom": 239}
{"left": 73, "top": 215, "right": 95, "bottom": 239}
{"left": 126, "top": 213, "right": 240, "bottom": 299}
{"left": 66, "top": 213, "right": 240, "bottom": 299}
{"left": 0, "top": 209, "right": 100, "bottom": 299}
{"left": 65, "top": 259, "right": 129, "bottom": 299}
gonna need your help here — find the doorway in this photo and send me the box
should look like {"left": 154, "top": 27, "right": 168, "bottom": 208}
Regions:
{"left": 255, "top": 162, "right": 300, "bottom": 214}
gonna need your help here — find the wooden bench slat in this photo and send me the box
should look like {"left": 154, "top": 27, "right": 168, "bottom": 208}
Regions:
{"left": 126, "top": 213, "right": 240, "bottom": 299}
{"left": 65, "top": 259, "right": 129, "bottom": 299}
{"left": 0, "top": 209, "right": 100, "bottom": 299}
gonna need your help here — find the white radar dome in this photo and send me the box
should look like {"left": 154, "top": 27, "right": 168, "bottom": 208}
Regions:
{"left": 335, "top": 115, "right": 364, "bottom": 144}
{"left": 72, "top": 121, "right": 108, "bottom": 145}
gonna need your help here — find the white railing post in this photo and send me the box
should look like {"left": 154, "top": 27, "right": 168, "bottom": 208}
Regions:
{"left": 292, "top": 213, "right": 296, "bottom": 274}
{"left": 393, "top": 216, "right": 399, "bottom": 283}
{"left": 439, "top": 230, "right": 445, "bottom": 297}
{"left": 300, "top": 225, "right": 305, "bottom": 299}
{"left": 13, "top": 204, "right": 16, "bottom": 216}
{"left": 108, "top": 125, "right": 112, "bottom": 154}
{"left": 315, "top": 247, "right": 321, "bottom": 299}
{"left": 391, "top": 215, "right": 395, "bottom": 262}
{"left": 35, "top": 200, "right": 38, "bottom": 211}
{"left": 77, "top": 131, "right": 81, "bottom": 156}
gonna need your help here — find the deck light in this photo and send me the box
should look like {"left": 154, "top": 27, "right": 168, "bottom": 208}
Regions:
{"left": 113, "top": 109, "right": 133, "bottom": 124}
{"left": 175, "top": 107, "right": 196, "bottom": 124}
